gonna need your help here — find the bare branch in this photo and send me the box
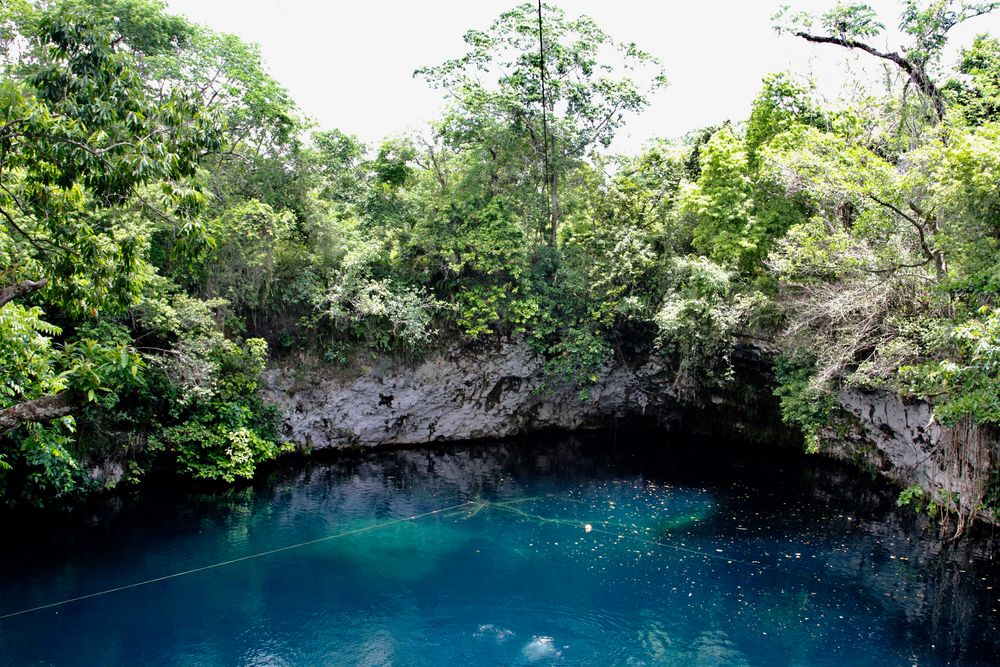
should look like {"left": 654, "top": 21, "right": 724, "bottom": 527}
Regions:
{"left": 868, "top": 194, "right": 945, "bottom": 278}
{"left": 792, "top": 31, "right": 945, "bottom": 120}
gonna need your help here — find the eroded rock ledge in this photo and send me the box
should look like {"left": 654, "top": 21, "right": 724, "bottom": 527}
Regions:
{"left": 262, "top": 338, "right": 997, "bottom": 528}
{"left": 262, "top": 338, "right": 679, "bottom": 448}
{"left": 829, "top": 388, "right": 997, "bottom": 529}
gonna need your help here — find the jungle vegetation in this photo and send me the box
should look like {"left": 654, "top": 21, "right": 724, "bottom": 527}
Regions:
{"left": 1, "top": 0, "right": 998, "bottom": 519}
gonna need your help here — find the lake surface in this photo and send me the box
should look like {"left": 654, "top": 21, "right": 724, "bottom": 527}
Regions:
{"left": 1, "top": 432, "right": 998, "bottom": 666}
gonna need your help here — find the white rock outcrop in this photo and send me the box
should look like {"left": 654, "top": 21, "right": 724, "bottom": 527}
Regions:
{"left": 262, "top": 339, "right": 676, "bottom": 448}
{"left": 262, "top": 339, "right": 997, "bottom": 528}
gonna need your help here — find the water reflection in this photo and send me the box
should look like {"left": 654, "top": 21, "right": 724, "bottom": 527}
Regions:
{"left": 0, "top": 433, "right": 997, "bottom": 666}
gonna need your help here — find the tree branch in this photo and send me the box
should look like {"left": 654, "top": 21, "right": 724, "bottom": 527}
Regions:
{"left": 0, "top": 393, "right": 75, "bottom": 433}
{"left": 0, "top": 203, "right": 54, "bottom": 260}
{"left": 0, "top": 278, "right": 48, "bottom": 307}
{"left": 868, "top": 194, "right": 945, "bottom": 279}
{"left": 574, "top": 99, "right": 624, "bottom": 155}
{"left": 792, "top": 31, "right": 945, "bottom": 120}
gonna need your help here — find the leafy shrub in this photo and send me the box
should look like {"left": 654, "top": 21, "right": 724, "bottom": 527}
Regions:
{"left": 539, "top": 326, "right": 612, "bottom": 402}
{"left": 653, "top": 256, "right": 761, "bottom": 384}
{"left": 900, "top": 307, "right": 1000, "bottom": 426}
{"left": 773, "top": 355, "right": 838, "bottom": 453}
{"left": 148, "top": 336, "right": 287, "bottom": 482}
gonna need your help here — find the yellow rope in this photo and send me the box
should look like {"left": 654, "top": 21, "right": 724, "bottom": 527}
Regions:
{"left": 2, "top": 495, "right": 759, "bottom": 621}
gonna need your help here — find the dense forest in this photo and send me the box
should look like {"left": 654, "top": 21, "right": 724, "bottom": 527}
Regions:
{"left": 1, "top": 0, "right": 998, "bottom": 525}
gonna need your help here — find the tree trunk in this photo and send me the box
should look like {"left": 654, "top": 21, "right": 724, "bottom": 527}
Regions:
{"left": 548, "top": 170, "right": 560, "bottom": 247}
{"left": 0, "top": 393, "right": 75, "bottom": 432}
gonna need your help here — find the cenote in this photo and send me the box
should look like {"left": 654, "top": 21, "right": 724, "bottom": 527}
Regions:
{"left": 1, "top": 433, "right": 998, "bottom": 666}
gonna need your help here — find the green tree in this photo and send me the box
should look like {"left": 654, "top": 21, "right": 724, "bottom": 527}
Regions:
{"left": 775, "top": 1, "right": 999, "bottom": 122}
{"left": 416, "top": 2, "right": 666, "bottom": 245}
{"left": 745, "top": 72, "right": 826, "bottom": 170}
{"left": 0, "top": 4, "right": 220, "bottom": 435}
{"left": 681, "top": 127, "right": 758, "bottom": 272}
{"left": 944, "top": 34, "right": 1000, "bottom": 124}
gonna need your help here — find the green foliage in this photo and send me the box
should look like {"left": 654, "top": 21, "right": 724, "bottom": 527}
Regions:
{"left": 930, "top": 122, "right": 1000, "bottom": 295}
{"left": 0, "top": 302, "right": 140, "bottom": 504}
{"left": 538, "top": 326, "right": 612, "bottom": 402}
{"left": 0, "top": 419, "right": 89, "bottom": 506}
{"left": 901, "top": 307, "right": 1000, "bottom": 425}
{"left": 311, "top": 130, "right": 368, "bottom": 205}
{"left": 128, "top": 280, "right": 285, "bottom": 482}
{"left": 945, "top": 34, "right": 1000, "bottom": 125}
{"left": 435, "top": 198, "right": 537, "bottom": 337}
{"left": 0, "top": 1, "right": 290, "bottom": 505}
{"left": 145, "top": 23, "right": 298, "bottom": 158}
{"left": 416, "top": 2, "right": 666, "bottom": 243}
{"left": 0, "top": 6, "right": 220, "bottom": 314}
{"left": 897, "top": 0, "right": 998, "bottom": 66}
{"left": 150, "top": 336, "right": 287, "bottom": 482}
{"left": 773, "top": 355, "right": 837, "bottom": 453}
{"left": 0, "top": 304, "right": 65, "bottom": 408}
{"left": 293, "top": 208, "right": 444, "bottom": 354}
{"left": 559, "top": 145, "right": 688, "bottom": 324}
{"left": 762, "top": 124, "right": 940, "bottom": 389}
{"left": 188, "top": 199, "right": 295, "bottom": 326}
{"left": 0, "top": 0, "right": 220, "bottom": 434}
{"left": 3, "top": 0, "right": 999, "bottom": 516}
{"left": 678, "top": 79, "right": 818, "bottom": 281}
{"left": 653, "top": 257, "right": 761, "bottom": 384}
{"left": 746, "top": 73, "right": 826, "bottom": 171}
{"left": 682, "top": 128, "right": 758, "bottom": 272}
{"left": 896, "top": 483, "right": 931, "bottom": 511}
{"left": 416, "top": 3, "right": 666, "bottom": 154}
{"left": 775, "top": 1, "right": 999, "bottom": 125}
{"left": 54, "top": 0, "right": 195, "bottom": 57}
{"left": 822, "top": 3, "right": 885, "bottom": 39}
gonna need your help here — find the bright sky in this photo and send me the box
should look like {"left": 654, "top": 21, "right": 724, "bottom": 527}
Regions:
{"left": 163, "top": 1, "right": 1000, "bottom": 153}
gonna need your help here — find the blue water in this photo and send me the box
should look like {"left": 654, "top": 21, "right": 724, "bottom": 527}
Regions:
{"left": 1, "top": 434, "right": 998, "bottom": 666}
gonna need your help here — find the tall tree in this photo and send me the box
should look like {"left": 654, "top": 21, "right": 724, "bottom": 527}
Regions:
{"left": 415, "top": 2, "right": 666, "bottom": 245}
{"left": 0, "top": 4, "right": 220, "bottom": 431}
{"left": 944, "top": 33, "right": 1000, "bottom": 124}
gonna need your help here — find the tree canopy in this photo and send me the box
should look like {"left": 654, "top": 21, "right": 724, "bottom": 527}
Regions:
{"left": 1, "top": 0, "right": 998, "bottom": 527}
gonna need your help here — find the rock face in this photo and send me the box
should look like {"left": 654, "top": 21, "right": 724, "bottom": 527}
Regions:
{"left": 828, "top": 388, "right": 997, "bottom": 528}
{"left": 263, "top": 338, "right": 678, "bottom": 449}
{"left": 263, "top": 339, "right": 996, "bottom": 528}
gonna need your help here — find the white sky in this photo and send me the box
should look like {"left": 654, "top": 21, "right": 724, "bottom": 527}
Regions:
{"left": 163, "top": 0, "right": 1000, "bottom": 153}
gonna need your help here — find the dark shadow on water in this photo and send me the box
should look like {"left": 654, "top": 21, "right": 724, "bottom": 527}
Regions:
{"left": 1, "top": 429, "right": 998, "bottom": 666}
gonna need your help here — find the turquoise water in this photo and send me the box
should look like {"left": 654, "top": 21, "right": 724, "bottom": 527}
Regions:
{"left": 1, "top": 434, "right": 998, "bottom": 666}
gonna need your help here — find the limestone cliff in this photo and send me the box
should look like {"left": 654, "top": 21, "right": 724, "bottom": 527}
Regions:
{"left": 262, "top": 339, "right": 678, "bottom": 448}
{"left": 826, "top": 388, "right": 996, "bottom": 531}
{"left": 262, "top": 339, "right": 997, "bottom": 530}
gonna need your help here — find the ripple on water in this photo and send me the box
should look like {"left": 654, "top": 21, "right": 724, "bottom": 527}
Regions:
{"left": 474, "top": 623, "right": 515, "bottom": 642}
{"left": 520, "top": 635, "right": 562, "bottom": 662}
{"left": 0, "top": 436, "right": 997, "bottom": 666}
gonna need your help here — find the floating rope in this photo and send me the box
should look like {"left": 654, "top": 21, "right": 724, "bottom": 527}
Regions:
{"left": 479, "top": 500, "right": 757, "bottom": 566}
{"left": 4, "top": 494, "right": 846, "bottom": 621}
{"left": 0, "top": 500, "right": 475, "bottom": 621}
